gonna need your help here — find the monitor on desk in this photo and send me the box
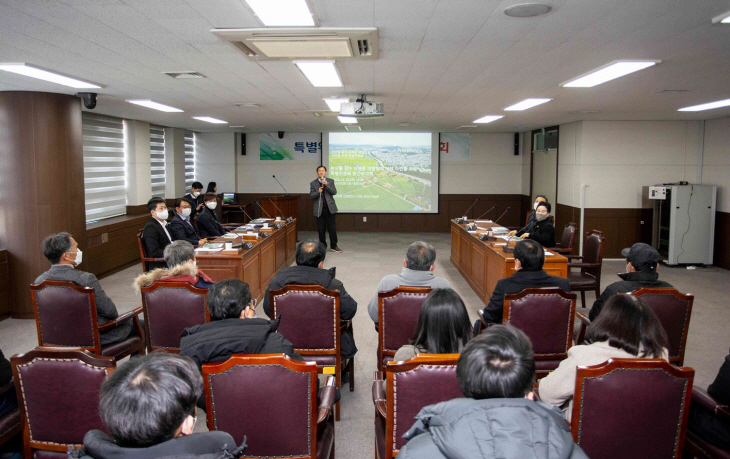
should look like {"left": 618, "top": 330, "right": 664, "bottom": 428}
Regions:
{"left": 222, "top": 193, "right": 235, "bottom": 204}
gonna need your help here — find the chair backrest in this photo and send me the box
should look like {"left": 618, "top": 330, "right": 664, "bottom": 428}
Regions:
{"left": 571, "top": 358, "right": 693, "bottom": 459}
{"left": 141, "top": 281, "right": 210, "bottom": 352}
{"left": 378, "top": 286, "right": 432, "bottom": 368}
{"left": 203, "top": 354, "right": 318, "bottom": 459}
{"left": 30, "top": 280, "right": 100, "bottom": 352}
{"left": 11, "top": 348, "right": 115, "bottom": 457}
{"left": 385, "top": 354, "right": 462, "bottom": 455}
{"left": 137, "top": 229, "right": 150, "bottom": 272}
{"left": 629, "top": 287, "right": 693, "bottom": 366}
{"left": 269, "top": 284, "right": 340, "bottom": 356}
{"left": 560, "top": 223, "right": 577, "bottom": 251}
{"left": 582, "top": 230, "right": 605, "bottom": 277}
{"left": 503, "top": 287, "right": 576, "bottom": 360}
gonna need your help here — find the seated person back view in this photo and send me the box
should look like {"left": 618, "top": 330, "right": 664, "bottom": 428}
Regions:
{"left": 367, "top": 241, "right": 451, "bottom": 324}
{"left": 398, "top": 325, "right": 587, "bottom": 458}
{"left": 515, "top": 201, "right": 555, "bottom": 248}
{"left": 142, "top": 197, "right": 173, "bottom": 271}
{"left": 35, "top": 232, "right": 133, "bottom": 345}
{"left": 479, "top": 239, "right": 571, "bottom": 325}
{"left": 539, "top": 294, "right": 669, "bottom": 420}
{"left": 134, "top": 240, "right": 215, "bottom": 293}
{"left": 588, "top": 242, "right": 671, "bottom": 321}
{"left": 687, "top": 348, "right": 730, "bottom": 449}
{"left": 169, "top": 197, "right": 206, "bottom": 246}
{"left": 80, "top": 353, "right": 245, "bottom": 459}
{"left": 263, "top": 241, "right": 358, "bottom": 360}
{"left": 393, "top": 288, "right": 472, "bottom": 361}
{"left": 196, "top": 192, "right": 225, "bottom": 238}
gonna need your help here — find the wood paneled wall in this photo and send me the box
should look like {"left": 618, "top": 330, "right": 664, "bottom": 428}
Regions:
{"left": 0, "top": 251, "right": 9, "bottom": 319}
{"left": 86, "top": 215, "right": 150, "bottom": 278}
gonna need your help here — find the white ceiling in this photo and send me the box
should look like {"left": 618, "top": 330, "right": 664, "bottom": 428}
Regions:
{"left": 1, "top": 0, "right": 730, "bottom": 133}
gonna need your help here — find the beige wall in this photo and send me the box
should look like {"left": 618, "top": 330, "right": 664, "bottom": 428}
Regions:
{"left": 701, "top": 117, "right": 730, "bottom": 213}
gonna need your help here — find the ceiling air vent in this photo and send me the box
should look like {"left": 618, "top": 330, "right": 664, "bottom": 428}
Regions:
{"left": 162, "top": 71, "right": 206, "bottom": 79}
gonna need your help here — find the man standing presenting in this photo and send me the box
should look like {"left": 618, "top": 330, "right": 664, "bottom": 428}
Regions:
{"left": 310, "top": 165, "right": 341, "bottom": 252}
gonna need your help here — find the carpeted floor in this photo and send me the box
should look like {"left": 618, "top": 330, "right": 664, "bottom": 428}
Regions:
{"left": 1, "top": 231, "right": 727, "bottom": 458}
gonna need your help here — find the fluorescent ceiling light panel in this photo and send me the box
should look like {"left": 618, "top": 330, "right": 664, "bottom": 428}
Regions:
{"left": 0, "top": 63, "right": 101, "bottom": 89}
{"left": 324, "top": 98, "right": 349, "bottom": 112}
{"left": 504, "top": 98, "right": 552, "bottom": 111}
{"left": 295, "top": 61, "right": 342, "bottom": 87}
{"left": 711, "top": 11, "right": 730, "bottom": 24}
{"left": 678, "top": 98, "right": 730, "bottom": 112}
{"left": 193, "top": 116, "right": 228, "bottom": 124}
{"left": 473, "top": 115, "right": 504, "bottom": 124}
{"left": 127, "top": 100, "right": 183, "bottom": 113}
{"left": 246, "top": 0, "right": 314, "bottom": 26}
{"left": 562, "top": 60, "right": 660, "bottom": 88}
{"left": 338, "top": 116, "right": 358, "bottom": 124}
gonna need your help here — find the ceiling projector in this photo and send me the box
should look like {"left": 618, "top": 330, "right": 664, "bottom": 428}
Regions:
{"left": 340, "top": 95, "right": 384, "bottom": 118}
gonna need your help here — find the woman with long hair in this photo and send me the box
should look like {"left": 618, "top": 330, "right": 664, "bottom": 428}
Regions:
{"left": 205, "top": 181, "right": 217, "bottom": 193}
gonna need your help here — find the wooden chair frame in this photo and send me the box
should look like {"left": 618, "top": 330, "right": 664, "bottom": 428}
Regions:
{"left": 377, "top": 286, "right": 433, "bottom": 371}
{"left": 137, "top": 229, "right": 166, "bottom": 272}
{"left": 553, "top": 222, "right": 577, "bottom": 255}
{"left": 568, "top": 230, "right": 606, "bottom": 308}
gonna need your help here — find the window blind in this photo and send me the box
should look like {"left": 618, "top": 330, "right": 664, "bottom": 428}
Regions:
{"left": 184, "top": 131, "right": 195, "bottom": 190}
{"left": 150, "top": 125, "right": 166, "bottom": 198}
{"left": 82, "top": 112, "right": 126, "bottom": 222}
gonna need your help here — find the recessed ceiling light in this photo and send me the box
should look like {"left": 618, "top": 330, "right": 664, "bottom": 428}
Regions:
{"left": 678, "top": 98, "right": 730, "bottom": 112}
{"left": 473, "top": 115, "right": 504, "bottom": 124}
{"left": 711, "top": 11, "right": 730, "bottom": 24}
{"left": 504, "top": 98, "right": 552, "bottom": 111}
{"left": 0, "top": 63, "right": 101, "bottom": 89}
{"left": 345, "top": 125, "right": 361, "bottom": 131}
{"left": 127, "top": 99, "right": 183, "bottom": 113}
{"left": 504, "top": 3, "right": 552, "bottom": 18}
{"left": 457, "top": 125, "right": 477, "bottom": 129}
{"left": 323, "top": 98, "right": 349, "bottom": 112}
{"left": 296, "top": 61, "right": 342, "bottom": 87}
{"left": 562, "top": 60, "right": 660, "bottom": 88}
{"left": 245, "top": 0, "right": 315, "bottom": 26}
{"left": 230, "top": 125, "right": 246, "bottom": 128}
{"left": 338, "top": 116, "right": 358, "bottom": 124}
{"left": 193, "top": 116, "right": 228, "bottom": 124}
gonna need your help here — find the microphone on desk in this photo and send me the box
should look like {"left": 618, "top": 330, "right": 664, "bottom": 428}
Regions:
{"left": 473, "top": 204, "right": 497, "bottom": 221}
{"left": 461, "top": 198, "right": 479, "bottom": 219}
{"left": 239, "top": 206, "right": 254, "bottom": 223}
{"left": 254, "top": 201, "right": 272, "bottom": 218}
{"left": 479, "top": 207, "right": 511, "bottom": 242}
{"left": 493, "top": 206, "right": 511, "bottom": 226}
{"left": 268, "top": 198, "right": 287, "bottom": 219}
{"left": 272, "top": 175, "right": 288, "bottom": 194}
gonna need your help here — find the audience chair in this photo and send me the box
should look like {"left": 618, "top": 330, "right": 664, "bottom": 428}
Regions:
{"left": 503, "top": 287, "right": 577, "bottom": 379}
{"left": 30, "top": 280, "right": 145, "bottom": 361}
{"left": 630, "top": 287, "right": 694, "bottom": 367}
{"left": 567, "top": 230, "right": 605, "bottom": 308}
{"left": 571, "top": 358, "right": 694, "bottom": 459}
{"left": 377, "top": 286, "right": 432, "bottom": 371}
{"left": 11, "top": 348, "right": 116, "bottom": 459}
{"left": 553, "top": 222, "right": 577, "bottom": 255}
{"left": 203, "top": 354, "right": 336, "bottom": 459}
{"left": 683, "top": 386, "right": 730, "bottom": 459}
{"left": 269, "top": 284, "right": 350, "bottom": 421}
{"left": 137, "top": 229, "right": 166, "bottom": 272}
{"left": 0, "top": 378, "right": 21, "bottom": 450}
{"left": 372, "top": 354, "right": 462, "bottom": 459}
{"left": 140, "top": 281, "right": 210, "bottom": 353}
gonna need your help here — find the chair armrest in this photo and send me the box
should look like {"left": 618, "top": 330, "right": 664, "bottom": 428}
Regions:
{"left": 316, "top": 376, "right": 337, "bottom": 424}
{"left": 372, "top": 372, "right": 387, "bottom": 420}
{"left": 554, "top": 247, "right": 572, "bottom": 254}
{"left": 568, "top": 262, "right": 600, "bottom": 269}
{"left": 144, "top": 257, "right": 166, "bottom": 263}
{"left": 692, "top": 387, "right": 730, "bottom": 421}
{"left": 575, "top": 312, "right": 591, "bottom": 345}
{"left": 98, "top": 307, "right": 143, "bottom": 331}
{"left": 567, "top": 255, "right": 583, "bottom": 260}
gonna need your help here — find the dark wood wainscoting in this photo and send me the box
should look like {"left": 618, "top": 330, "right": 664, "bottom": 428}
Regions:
{"left": 713, "top": 211, "right": 730, "bottom": 270}
{"left": 86, "top": 215, "right": 150, "bottom": 278}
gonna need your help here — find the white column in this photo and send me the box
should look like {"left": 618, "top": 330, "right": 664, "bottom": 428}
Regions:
{"left": 125, "top": 120, "right": 152, "bottom": 206}
{"left": 165, "top": 127, "right": 187, "bottom": 198}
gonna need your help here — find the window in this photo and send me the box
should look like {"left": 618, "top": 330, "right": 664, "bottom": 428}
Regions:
{"left": 184, "top": 131, "right": 195, "bottom": 191}
{"left": 150, "top": 125, "right": 165, "bottom": 198}
{"left": 82, "top": 113, "right": 126, "bottom": 222}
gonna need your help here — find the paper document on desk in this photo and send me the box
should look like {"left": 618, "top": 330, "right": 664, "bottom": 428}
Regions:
{"left": 468, "top": 230, "right": 477, "bottom": 234}
{"left": 196, "top": 243, "right": 224, "bottom": 252}
{"left": 490, "top": 226, "right": 508, "bottom": 232}
{"left": 222, "top": 233, "right": 239, "bottom": 238}
{"left": 475, "top": 220, "right": 493, "bottom": 223}
{"left": 476, "top": 226, "right": 489, "bottom": 230}
{"left": 544, "top": 250, "right": 555, "bottom": 256}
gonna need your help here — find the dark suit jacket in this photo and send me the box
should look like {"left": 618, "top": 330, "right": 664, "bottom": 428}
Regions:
{"left": 482, "top": 269, "right": 571, "bottom": 323}
{"left": 142, "top": 218, "right": 172, "bottom": 270}
{"left": 197, "top": 207, "right": 225, "bottom": 238}
{"left": 517, "top": 219, "right": 556, "bottom": 248}
{"left": 168, "top": 213, "right": 200, "bottom": 245}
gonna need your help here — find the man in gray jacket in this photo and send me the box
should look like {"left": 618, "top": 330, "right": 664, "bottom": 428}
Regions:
{"left": 34, "top": 232, "right": 133, "bottom": 345}
{"left": 310, "top": 165, "right": 341, "bottom": 252}
{"left": 398, "top": 325, "right": 588, "bottom": 459}
{"left": 367, "top": 241, "right": 451, "bottom": 324}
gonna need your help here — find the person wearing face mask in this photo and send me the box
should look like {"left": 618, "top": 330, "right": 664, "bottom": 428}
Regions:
{"left": 196, "top": 192, "right": 225, "bottom": 238}
{"left": 134, "top": 240, "right": 215, "bottom": 292}
{"left": 183, "top": 181, "right": 205, "bottom": 218}
{"left": 508, "top": 195, "right": 548, "bottom": 237}
{"left": 35, "top": 232, "right": 134, "bottom": 345}
{"left": 142, "top": 197, "right": 173, "bottom": 271}
{"left": 169, "top": 198, "right": 206, "bottom": 246}
{"left": 516, "top": 201, "right": 555, "bottom": 248}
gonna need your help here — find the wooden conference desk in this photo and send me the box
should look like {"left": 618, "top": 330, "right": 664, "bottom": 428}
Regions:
{"left": 194, "top": 219, "right": 297, "bottom": 302}
{"left": 450, "top": 221, "right": 568, "bottom": 306}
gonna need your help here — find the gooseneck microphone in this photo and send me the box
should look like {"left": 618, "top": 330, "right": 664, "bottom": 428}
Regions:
{"left": 493, "top": 206, "right": 512, "bottom": 226}
{"left": 239, "top": 206, "right": 254, "bottom": 223}
{"left": 462, "top": 198, "right": 479, "bottom": 218}
{"left": 254, "top": 201, "right": 272, "bottom": 218}
{"left": 272, "top": 175, "right": 288, "bottom": 194}
{"left": 474, "top": 204, "right": 497, "bottom": 221}
{"left": 268, "top": 197, "right": 286, "bottom": 218}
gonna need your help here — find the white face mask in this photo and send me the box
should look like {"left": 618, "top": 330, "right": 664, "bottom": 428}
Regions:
{"left": 67, "top": 249, "right": 83, "bottom": 265}
{"left": 181, "top": 208, "right": 192, "bottom": 217}
{"left": 206, "top": 201, "right": 217, "bottom": 210}
{"left": 192, "top": 191, "right": 200, "bottom": 198}
{"left": 156, "top": 209, "right": 169, "bottom": 221}
{"left": 533, "top": 202, "right": 540, "bottom": 210}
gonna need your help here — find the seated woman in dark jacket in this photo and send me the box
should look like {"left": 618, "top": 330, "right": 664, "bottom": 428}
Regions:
{"left": 516, "top": 201, "right": 555, "bottom": 248}
{"left": 196, "top": 192, "right": 226, "bottom": 238}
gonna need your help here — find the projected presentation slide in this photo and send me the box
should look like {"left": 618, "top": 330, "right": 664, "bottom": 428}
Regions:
{"left": 327, "top": 132, "right": 438, "bottom": 213}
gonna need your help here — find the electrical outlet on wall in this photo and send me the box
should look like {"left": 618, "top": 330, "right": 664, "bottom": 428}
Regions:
{"left": 363, "top": 217, "right": 367, "bottom": 222}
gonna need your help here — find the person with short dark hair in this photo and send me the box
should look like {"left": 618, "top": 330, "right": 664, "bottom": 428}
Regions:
{"left": 398, "top": 325, "right": 588, "bottom": 458}
{"left": 196, "top": 192, "right": 225, "bottom": 238}
{"left": 35, "top": 232, "right": 133, "bottom": 345}
{"left": 81, "top": 353, "right": 244, "bottom": 458}
{"left": 169, "top": 197, "right": 206, "bottom": 246}
{"left": 479, "top": 239, "right": 570, "bottom": 325}
{"left": 393, "top": 288, "right": 472, "bottom": 361}
{"left": 184, "top": 182, "right": 205, "bottom": 218}
{"left": 263, "top": 240, "right": 358, "bottom": 361}
{"left": 367, "top": 241, "right": 451, "bottom": 324}
{"left": 540, "top": 294, "right": 668, "bottom": 420}
{"left": 133, "top": 240, "right": 215, "bottom": 292}
{"left": 310, "top": 165, "right": 341, "bottom": 252}
{"left": 142, "top": 197, "right": 173, "bottom": 271}
{"left": 516, "top": 201, "right": 555, "bottom": 247}
{"left": 588, "top": 242, "right": 672, "bottom": 321}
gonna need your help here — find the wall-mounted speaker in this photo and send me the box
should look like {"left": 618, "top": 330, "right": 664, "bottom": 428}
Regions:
{"left": 241, "top": 133, "right": 246, "bottom": 155}
{"left": 514, "top": 133, "right": 520, "bottom": 155}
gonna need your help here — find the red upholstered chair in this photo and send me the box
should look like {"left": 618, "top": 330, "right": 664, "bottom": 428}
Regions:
{"left": 570, "top": 358, "right": 694, "bottom": 459}
{"left": 553, "top": 222, "right": 577, "bottom": 255}
{"left": 372, "top": 354, "right": 462, "bottom": 459}
{"left": 683, "top": 387, "right": 730, "bottom": 458}
{"left": 11, "top": 348, "right": 116, "bottom": 459}
{"left": 269, "top": 284, "right": 350, "bottom": 421}
{"left": 629, "top": 287, "right": 693, "bottom": 367}
{"left": 137, "top": 229, "right": 166, "bottom": 272}
{"left": 202, "top": 354, "right": 336, "bottom": 459}
{"left": 377, "top": 286, "right": 432, "bottom": 371}
{"left": 503, "top": 287, "right": 576, "bottom": 379}
{"left": 30, "top": 280, "right": 145, "bottom": 361}
{"left": 140, "top": 281, "right": 209, "bottom": 353}
{"left": 567, "top": 230, "right": 605, "bottom": 308}
{"left": 0, "top": 378, "right": 21, "bottom": 449}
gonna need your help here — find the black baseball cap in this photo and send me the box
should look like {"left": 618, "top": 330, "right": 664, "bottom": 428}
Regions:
{"left": 621, "top": 243, "right": 660, "bottom": 268}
